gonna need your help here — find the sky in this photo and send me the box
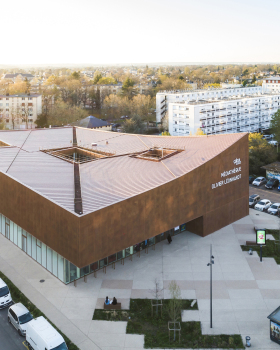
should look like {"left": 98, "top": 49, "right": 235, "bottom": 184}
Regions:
{"left": 1, "top": 0, "right": 280, "bottom": 65}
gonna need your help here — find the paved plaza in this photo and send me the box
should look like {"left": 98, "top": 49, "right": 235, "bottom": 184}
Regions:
{"left": 1, "top": 209, "right": 280, "bottom": 349}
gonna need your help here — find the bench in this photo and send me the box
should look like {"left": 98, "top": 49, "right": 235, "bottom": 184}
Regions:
{"left": 104, "top": 302, "right": 121, "bottom": 310}
{"left": 246, "top": 241, "right": 257, "bottom": 246}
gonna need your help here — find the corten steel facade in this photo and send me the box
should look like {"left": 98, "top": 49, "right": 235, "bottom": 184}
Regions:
{"left": 0, "top": 127, "right": 248, "bottom": 283}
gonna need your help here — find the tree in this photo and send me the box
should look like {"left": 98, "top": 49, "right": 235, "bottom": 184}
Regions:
{"left": 252, "top": 74, "right": 256, "bottom": 83}
{"left": 97, "top": 77, "right": 116, "bottom": 85}
{"left": 161, "top": 131, "right": 171, "bottom": 136}
{"left": 122, "top": 78, "right": 135, "bottom": 98}
{"left": 195, "top": 128, "right": 205, "bottom": 135}
{"left": 71, "top": 71, "right": 80, "bottom": 80}
{"left": 249, "top": 133, "right": 277, "bottom": 175}
{"left": 122, "top": 115, "right": 145, "bottom": 134}
{"left": 167, "top": 281, "right": 183, "bottom": 342}
{"left": 270, "top": 109, "right": 280, "bottom": 143}
{"left": 93, "top": 71, "right": 102, "bottom": 84}
{"left": 9, "top": 103, "right": 22, "bottom": 130}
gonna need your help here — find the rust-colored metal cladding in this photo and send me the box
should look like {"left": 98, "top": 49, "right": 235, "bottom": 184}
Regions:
{"left": 0, "top": 128, "right": 248, "bottom": 268}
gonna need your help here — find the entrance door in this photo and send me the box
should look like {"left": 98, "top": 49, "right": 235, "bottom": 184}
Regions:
{"left": 22, "top": 235, "right": 27, "bottom": 253}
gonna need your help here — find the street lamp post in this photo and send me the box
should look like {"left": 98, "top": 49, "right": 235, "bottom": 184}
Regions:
{"left": 207, "top": 244, "right": 215, "bottom": 328}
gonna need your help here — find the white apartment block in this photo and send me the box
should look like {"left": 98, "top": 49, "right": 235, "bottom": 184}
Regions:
{"left": 168, "top": 93, "right": 280, "bottom": 136}
{"left": 156, "top": 86, "right": 262, "bottom": 124}
{"left": 263, "top": 76, "right": 280, "bottom": 93}
{"left": 0, "top": 94, "right": 42, "bottom": 130}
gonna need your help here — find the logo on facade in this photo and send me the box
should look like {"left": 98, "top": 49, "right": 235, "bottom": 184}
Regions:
{"left": 233, "top": 158, "right": 241, "bottom": 165}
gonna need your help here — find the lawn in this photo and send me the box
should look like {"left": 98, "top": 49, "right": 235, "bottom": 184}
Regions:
{"left": 0, "top": 271, "right": 79, "bottom": 350}
{"left": 241, "top": 229, "right": 280, "bottom": 264}
{"left": 93, "top": 299, "right": 244, "bottom": 349}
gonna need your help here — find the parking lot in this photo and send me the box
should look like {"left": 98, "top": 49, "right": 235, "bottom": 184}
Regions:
{"left": 249, "top": 183, "right": 280, "bottom": 204}
{"left": 0, "top": 307, "right": 27, "bottom": 350}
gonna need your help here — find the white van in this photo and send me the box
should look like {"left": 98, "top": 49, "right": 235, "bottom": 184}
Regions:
{"left": 0, "top": 278, "right": 13, "bottom": 309}
{"left": 26, "top": 316, "right": 68, "bottom": 350}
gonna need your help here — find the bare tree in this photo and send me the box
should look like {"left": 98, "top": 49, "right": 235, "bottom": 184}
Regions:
{"left": 149, "top": 278, "right": 164, "bottom": 317}
{"left": 167, "top": 280, "right": 183, "bottom": 342}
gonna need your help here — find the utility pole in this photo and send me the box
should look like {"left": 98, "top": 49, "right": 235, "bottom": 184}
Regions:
{"left": 207, "top": 244, "right": 215, "bottom": 328}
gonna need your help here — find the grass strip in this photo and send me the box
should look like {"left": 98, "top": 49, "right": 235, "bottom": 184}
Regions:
{"left": 241, "top": 229, "right": 280, "bottom": 264}
{"left": 93, "top": 299, "right": 244, "bottom": 349}
{"left": 0, "top": 271, "right": 79, "bottom": 350}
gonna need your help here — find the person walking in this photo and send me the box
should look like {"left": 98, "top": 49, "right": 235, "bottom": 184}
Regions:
{"left": 167, "top": 233, "right": 172, "bottom": 244}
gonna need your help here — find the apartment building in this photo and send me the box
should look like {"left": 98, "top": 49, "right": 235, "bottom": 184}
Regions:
{"left": 156, "top": 86, "right": 262, "bottom": 124}
{"left": 168, "top": 93, "right": 280, "bottom": 136}
{"left": 0, "top": 94, "right": 42, "bottom": 130}
{"left": 263, "top": 76, "right": 280, "bottom": 93}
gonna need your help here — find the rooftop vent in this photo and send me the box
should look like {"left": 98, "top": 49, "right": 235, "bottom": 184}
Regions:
{"left": 42, "top": 146, "right": 114, "bottom": 164}
{"left": 132, "top": 146, "right": 184, "bottom": 162}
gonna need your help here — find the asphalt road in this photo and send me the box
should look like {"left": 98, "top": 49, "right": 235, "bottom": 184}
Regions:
{"left": 0, "top": 307, "right": 27, "bottom": 350}
{"left": 249, "top": 184, "right": 280, "bottom": 204}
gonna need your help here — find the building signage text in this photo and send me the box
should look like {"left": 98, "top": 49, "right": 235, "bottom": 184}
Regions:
{"left": 212, "top": 158, "right": 242, "bottom": 189}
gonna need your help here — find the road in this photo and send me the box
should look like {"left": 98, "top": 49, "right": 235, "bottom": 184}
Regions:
{"left": 249, "top": 184, "right": 280, "bottom": 204}
{"left": 0, "top": 307, "right": 27, "bottom": 350}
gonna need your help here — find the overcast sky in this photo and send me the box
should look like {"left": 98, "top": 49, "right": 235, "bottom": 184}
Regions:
{"left": 1, "top": 0, "right": 279, "bottom": 65}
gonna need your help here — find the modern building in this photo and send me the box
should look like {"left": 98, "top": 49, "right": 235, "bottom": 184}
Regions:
{"left": 169, "top": 93, "right": 280, "bottom": 136}
{"left": 156, "top": 85, "right": 262, "bottom": 124}
{"left": 0, "top": 127, "right": 248, "bottom": 284}
{"left": 0, "top": 94, "right": 42, "bottom": 130}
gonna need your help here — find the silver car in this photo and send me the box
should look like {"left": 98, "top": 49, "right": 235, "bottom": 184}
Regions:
{"left": 8, "top": 302, "right": 33, "bottom": 336}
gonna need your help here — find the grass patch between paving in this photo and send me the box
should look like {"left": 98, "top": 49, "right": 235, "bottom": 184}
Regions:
{"left": 93, "top": 299, "right": 244, "bottom": 348}
{"left": 0, "top": 271, "right": 79, "bottom": 350}
{"left": 241, "top": 229, "right": 280, "bottom": 264}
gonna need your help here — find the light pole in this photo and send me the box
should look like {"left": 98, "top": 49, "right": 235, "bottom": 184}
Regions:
{"left": 207, "top": 244, "right": 214, "bottom": 328}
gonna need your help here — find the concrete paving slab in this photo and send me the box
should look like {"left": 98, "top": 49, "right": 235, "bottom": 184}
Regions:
{"left": 181, "top": 310, "right": 200, "bottom": 321}
{"left": 124, "top": 334, "right": 144, "bottom": 348}
{"left": 201, "top": 322, "right": 240, "bottom": 335}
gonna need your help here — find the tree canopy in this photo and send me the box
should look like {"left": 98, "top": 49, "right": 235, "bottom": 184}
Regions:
{"left": 270, "top": 109, "right": 280, "bottom": 143}
{"left": 249, "top": 133, "right": 277, "bottom": 175}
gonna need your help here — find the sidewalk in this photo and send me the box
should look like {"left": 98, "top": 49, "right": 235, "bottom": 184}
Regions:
{"left": 0, "top": 209, "right": 280, "bottom": 349}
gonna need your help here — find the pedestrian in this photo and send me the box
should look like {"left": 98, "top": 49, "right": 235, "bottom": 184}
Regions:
{"left": 105, "top": 296, "right": 110, "bottom": 305}
{"left": 167, "top": 233, "right": 172, "bottom": 244}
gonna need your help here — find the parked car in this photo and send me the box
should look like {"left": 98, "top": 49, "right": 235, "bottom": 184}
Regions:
{"left": 265, "top": 178, "right": 279, "bottom": 189}
{"left": 249, "top": 194, "right": 260, "bottom": 208}
{"left": 268, "top": 140, "right": 278, "bottom": 146}
{"left": 268, "top": 203, "right": 280, "bottom": 215}
{"left": 254, "top": 199, "right": 272, "bottom": 212}
{"left": 252, "top": 177, "right": 267, "bottom": 186}
{"left": 8, "top": 303, "right": 33, "bottom": 336}
{"left": 26, "top": 316, "right": 68, "bottom": 350}
{"left": 263, "top": 134, "right": 273, "bottom": 140}
{"left": 249, "top": 175, "right": 256, "bottom": 184}
{"left": 0, "top": 278, "right": 13, "bottom": 309}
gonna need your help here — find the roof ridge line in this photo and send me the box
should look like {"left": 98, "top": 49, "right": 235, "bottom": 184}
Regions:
{"left": 6, "top": 130, "right": 32, "bottom": 173}
{"left": 161, "top": 160, "right": 176, "bottom": 178}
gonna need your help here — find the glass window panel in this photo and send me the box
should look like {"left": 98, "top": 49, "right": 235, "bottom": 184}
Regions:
{"left": 13, "top": 224, "right": 18, "bottom": 246}
{"left": 125, "top": 247, "right": 131, "bottom": 257}
{"left": 27, "top": 232, "right": 31, "bottom": 256}
{"left": 80, "top": 265, "right": 90, "bottom": 277}
{"left": 57, "top": 255, "right": 64, "bottom": 282}
{"left": 90, "top": 262, "right": 98, "bottom": 272}
{"left": 99, "top": 257, "right": 107, "bottom": 268}
{"left": 9, "top": 222, "right": 14, "bottom": 242}
{"left": 31, "top": 236, "right": 36, "bottom": 260}
{"left": 46, "top": 247, "right": 52, "bottom": 272}
{"left": 108, "top": 254, "right": 116, "bottom": 264}
{"left": 180, "top": 223, "right": 186, "bottom": 232}
{"left": 148, "top": 237, "right": 155, "bottom": 246}
{"left": 117, "top": 250, "right": 125, "bottom": 260}
{"left": 65, "top": 259, "right": 70, "bottom": 284}
{"left": 52, "top": 251, "right": 58, "bottom": 277}
{"left": 41, "top": 243, "right": 47, "bottom": 268}
{"left": 17, "top": 228, "right": 22, "bottom": 249}
{"left": 22, "top": 233, "right": 27, "bottom": 253}
{"left": 36, "top": 243, "right": 41, "bottom": 265}
{"left": 69, "top": 263, "right": 77, "bottom": 282}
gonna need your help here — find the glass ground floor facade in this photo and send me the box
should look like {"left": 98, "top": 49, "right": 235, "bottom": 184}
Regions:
{"left": 0, "top": 213, "right": 188, "bottom": 284}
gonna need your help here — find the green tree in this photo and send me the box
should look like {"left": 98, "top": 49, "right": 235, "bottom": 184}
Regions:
{"left": 167, "top": 281, "right": 183, "bottom": 342}
{"left": 97, "top": 77, "right": 117, "bottom": 85}
{"left": 122, "top": 115, "right": 145, "bottom": 134}
{"left": 93, "top": 71, "right": 102, "bottom": 84}
{"left": 252, "top": 74, "right": 256, "bottom": 83}
{"left": 270, "top": 109, "right": 280, "bottom": 143}
{"left": 249, "top": 133, "right": 277, "bottom": 174}
{"left": 71, "top": 71, "right": 80, "bottom": 80}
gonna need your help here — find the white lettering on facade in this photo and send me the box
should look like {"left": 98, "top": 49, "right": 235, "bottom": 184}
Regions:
{"left": 211, "top": 158, "right": 242, "bottom": 189}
